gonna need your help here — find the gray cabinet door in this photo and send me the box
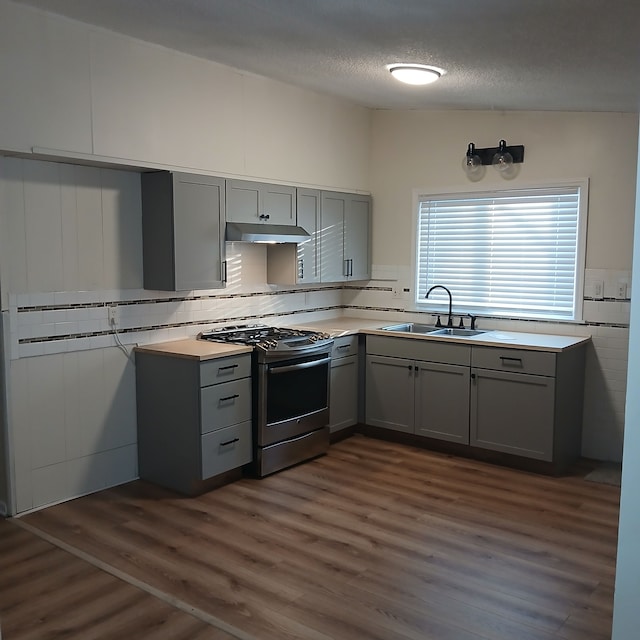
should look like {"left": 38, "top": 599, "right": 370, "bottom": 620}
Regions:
{"left": 365, "top": 355, "right": 414, "bottom": 433}
{"left": 295, "top": 188, "right": 320, "bottom": 283}
{"left": 262, "top": 183, "right": 296, "bottom": 225}
{"left": 329, "top": 354, "right": 358, "bottom": 432}
{"left": 141, "top": 171, "right": 225, "bottom": 291}
{"left": 225, "top": 179, "right": 260, "bottom": 223}
{"left": 226, "top": 179, "right": 296, "bottom": 225}
{"left": 415, "top": 361, "right": 470, "bottom": 444}
{"left": 470, "top": 368, "right": 555, "bottom": 461}
{"left": 320, "top": 191, "right": 347, "bottom": 282}
{"left": 344, "top": 194, "right": 371, "bottom": 281}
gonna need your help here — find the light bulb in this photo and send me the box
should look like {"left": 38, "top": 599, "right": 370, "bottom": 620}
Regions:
{"left": 462, "top": 142, "right": 484, "bottom": 181}
{"left": 492, "top": 139, "right": 514, "bottom": 172}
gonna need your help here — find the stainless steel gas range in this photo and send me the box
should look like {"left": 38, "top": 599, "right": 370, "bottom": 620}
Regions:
{"left": 198, "top": 324, "right": 334, "bottom": 476}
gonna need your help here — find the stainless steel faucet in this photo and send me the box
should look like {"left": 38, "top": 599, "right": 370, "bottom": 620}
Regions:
{"left": 426, "top": 285, "right": 453, "bottom": 327}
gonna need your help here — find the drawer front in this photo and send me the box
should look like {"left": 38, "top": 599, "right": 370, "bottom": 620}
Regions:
{"left": 366, "top": 335, "right": 470, "bottom": 366}
{"left": 200, "top": 354, "right": 251, "bottom": 387}
{"left": 471, "top": 346, "right": 556, "bottom": 377}
{"left": 201, "top": 377, "right": 252, "bottom": 433}
{"left": 332, "top": 335, "right": 358, "bottom": 359}
{"left": 201, "top": 421, "right": 252, "bottom": 479}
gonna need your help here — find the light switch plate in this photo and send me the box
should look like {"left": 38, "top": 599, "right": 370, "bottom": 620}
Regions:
{"left": 593, "top": 281, "right": 604, "bottom": 300}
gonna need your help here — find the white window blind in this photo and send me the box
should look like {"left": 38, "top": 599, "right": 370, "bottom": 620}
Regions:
{"left": 416, "top": 185, "right": 586, "bottom": 320}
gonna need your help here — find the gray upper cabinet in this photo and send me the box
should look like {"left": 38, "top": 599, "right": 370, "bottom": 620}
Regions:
{"left": 266, "top": 188, "right": 320, "bottom": 285}
{"left": 141, "top": 171, "right": 226, "bottom": 291}
{"left": 320, "top": 191, "right": 371, "bottom": 282}
{"left": 345, "top": 194, "right": 372, "bottom": 281}
{"left": 226, "top": 179, "right": 296, "bottom": 225}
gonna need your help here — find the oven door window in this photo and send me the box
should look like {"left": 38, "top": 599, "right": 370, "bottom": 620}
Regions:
{"left": 266, "top": 354, "right": 329, "bottom": 425}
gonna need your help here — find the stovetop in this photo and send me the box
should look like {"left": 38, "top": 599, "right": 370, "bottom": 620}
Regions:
{"left": 198, "top": 324, "right": 333, "bottom": 353}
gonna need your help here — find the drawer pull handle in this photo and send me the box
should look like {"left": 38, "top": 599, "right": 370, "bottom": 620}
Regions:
{"left": 500, "top": 356, "right": 523, "bottom": 365}
{"left": 336, "top": 345, "right": 351, "bottom": 350}
{"left": 218, "top": 364, "right": 239, "bottom": 371}
{"left": 219, "top": 394, "right": 240, "bottom": 402}
{"left": 220, "top": 437, "right": 240, "bottom": 447}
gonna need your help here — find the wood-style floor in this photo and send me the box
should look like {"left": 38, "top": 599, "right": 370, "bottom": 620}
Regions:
{"left": 1, "top": 435, "right": 620, "bottom": 640}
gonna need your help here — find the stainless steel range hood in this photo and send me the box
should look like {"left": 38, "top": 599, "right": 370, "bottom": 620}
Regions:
{"left": 225, "top": 222, "right": 310, "bottom": 243}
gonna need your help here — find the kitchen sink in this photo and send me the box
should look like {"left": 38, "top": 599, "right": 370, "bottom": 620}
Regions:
{"left": 381, "top": 323, "right": 435, "bottom": 334}
{"left": 428, "top": 328, "right": 486, "bottom": 337}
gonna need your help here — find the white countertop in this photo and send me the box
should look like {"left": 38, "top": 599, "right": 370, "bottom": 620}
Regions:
{"left": 293, "top": 317, "right": 591, "bottom": 352}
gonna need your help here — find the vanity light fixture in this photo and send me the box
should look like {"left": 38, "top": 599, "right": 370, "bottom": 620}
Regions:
{"left": 388, "top": 63, "right": 444, "bottom": 85}
{"left": 462, "top": 139, "right": 524, "bottom": 179}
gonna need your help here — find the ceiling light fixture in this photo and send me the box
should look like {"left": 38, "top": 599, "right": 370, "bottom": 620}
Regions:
{"left": 462, "top": 139, "right": 525, "bottom": 180}
{"left": 388, "top": 64, "right": 444, "bottom": 85}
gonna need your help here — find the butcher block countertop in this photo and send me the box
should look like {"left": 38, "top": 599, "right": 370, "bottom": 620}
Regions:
{"left": 134, "top": 338, "right": 252, "bottom": 361}
{"left": 293, "top": 316, "right": 591, "bottom": 353}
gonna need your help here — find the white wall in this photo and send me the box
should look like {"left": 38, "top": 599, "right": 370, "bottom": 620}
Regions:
{"left": 0, "top": 0, "right": 371, "bottom": 192}
{"left": 612, "top": 127, "right": 640, "bottom": 640}
{"left": 369, "top": 110, "right": 637, "bottom": 271}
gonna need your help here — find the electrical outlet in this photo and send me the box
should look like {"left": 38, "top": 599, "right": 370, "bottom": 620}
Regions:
{"left": 617, "top": 281, "right": 628, "bottom": 299}
{"left": 107, "top": 305, "right": 119, "bottom": 327}
{"left": 392, "top": 285, "right": 402, "bottom": 299}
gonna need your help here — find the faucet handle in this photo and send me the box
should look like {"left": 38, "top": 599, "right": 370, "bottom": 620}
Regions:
{"left": 458, "top": 317, "right": 466, "bottom": 329}
{"left": 467, "top": 314, "right": 477, "bottom": 330}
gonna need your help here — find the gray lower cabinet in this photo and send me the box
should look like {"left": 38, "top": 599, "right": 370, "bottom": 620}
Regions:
{"left": 470, "top": 346, "right": 584, "bottom": 464}
{"left": 415, "top": 360, "right": 470, "bottom": 444}
{"left": 365, "top": 335, "right": 471, "bottom": 443}
{"left": 141, "top": 171, "right": 226, "bottom": 291}
{"left": 328, "top": 336, "right": 359, "bottom": 433}
{"left": 136, "top": 351, "right": 252, "bottom": 495}
{"left": 365, "top": 336, "right": 586, "bottom": 466}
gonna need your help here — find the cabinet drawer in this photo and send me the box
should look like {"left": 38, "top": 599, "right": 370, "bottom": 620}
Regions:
{"left": 201, "top": 421, "right": 252, "bottom": 479}
{"left": 472, "top": 346, "right": 556, "bottom": 377}
{"left": 201, "top": 377, "right": 252, "bottom": 433}
{"left": 366, "top": 335, "right": 470, "bottom": 366}
{"left": 332, "top": 335, "right": 358, "bottom": 359}
{"left": 200, "top": 355, "right": 251, "bottom": 387}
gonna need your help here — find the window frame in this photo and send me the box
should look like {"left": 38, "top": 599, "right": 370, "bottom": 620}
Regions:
{"left": 411, "top": 179, "right": 589, "bottom": 322}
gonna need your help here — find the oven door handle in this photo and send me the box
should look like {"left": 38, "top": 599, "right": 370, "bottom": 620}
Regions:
{"left": 269, "top": 357, "right": 331, "bottom": 375}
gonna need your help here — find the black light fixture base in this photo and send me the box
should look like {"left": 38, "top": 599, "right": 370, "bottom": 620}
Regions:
{"left": 472, "top": 142, "right": 524, "bottom": 165}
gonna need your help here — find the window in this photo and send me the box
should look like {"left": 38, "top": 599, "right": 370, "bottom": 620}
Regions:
{"left": 415, "top": 183, "right": 588, "bottom": 321}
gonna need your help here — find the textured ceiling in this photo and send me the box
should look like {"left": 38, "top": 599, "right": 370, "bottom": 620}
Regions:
{"left": 12, "top": 0, "right": 640, "bottom": 112}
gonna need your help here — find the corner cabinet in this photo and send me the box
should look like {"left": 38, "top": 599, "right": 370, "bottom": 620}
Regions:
{"left": 136, "top": 351, "right": 253, "bottom": 495}
{"left": 267, "top": 188, "right": 321, "bottom": 284}
{"left": 320, "top": 191, "right": 371, "bottom": 282}
{"left": 141, "top": 171, "right": 226, "bottom": 291}
{"left": 365, "top": 335, "right": 471, "bottom": 444}
{"left": 226, "top": 179, "right": 296, "bottom": 225}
